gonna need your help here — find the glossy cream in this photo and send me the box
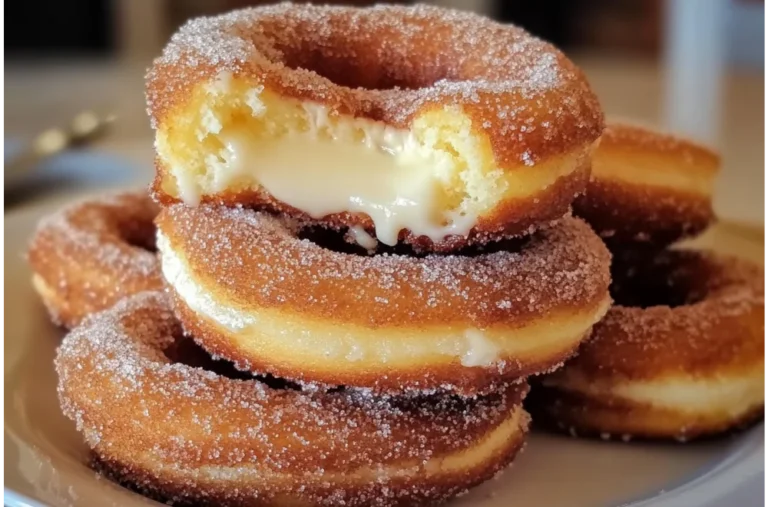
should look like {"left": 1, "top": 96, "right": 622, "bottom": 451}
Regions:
{"left": 165, "top": 75, "right": 482, "bottom": 246}
{"left": 203, "top": 111, "right": 476, "bottom": 246}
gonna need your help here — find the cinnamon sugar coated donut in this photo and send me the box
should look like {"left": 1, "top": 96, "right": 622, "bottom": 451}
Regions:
{"left": 529, "top": 250, "right": 764, "bottom": 441}
{"left": 156, "top": 205, "right": 612, "bottom": 395}
{"left": 28, "top": 192, "right": 161, "bottom": 328}
{"left": 56, "top": 292, "right": 531, "bottom": 506}
{"left": 147, "top": 3, "right": 604, "bottom": 250}
{"left": 574, "top": 122, "right": 720, "bottom": 247}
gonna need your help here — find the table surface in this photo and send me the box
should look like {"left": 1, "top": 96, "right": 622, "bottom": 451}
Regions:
{"left": 5, "top": 55, "right": 765, "bottom": 225}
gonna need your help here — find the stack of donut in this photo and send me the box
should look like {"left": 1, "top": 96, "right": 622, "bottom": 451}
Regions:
{"left": 32, "top": 3, "right": 765, "bottom": 505}
{"left": 529, "top": 122, "right": 765, "bottom": 442}
{"left": 28, "top": 4, "right": 615, "bottom": 505}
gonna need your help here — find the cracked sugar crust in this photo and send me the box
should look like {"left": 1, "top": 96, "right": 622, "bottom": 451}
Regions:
{"left": 146, "top": 3, "right": 603, "bottom": 167}
{"left": 56, "top": 292, "right": 530, "bottom": 506}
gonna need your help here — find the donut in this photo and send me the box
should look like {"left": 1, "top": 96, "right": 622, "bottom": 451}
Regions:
{"left": 155, "top": 204, "right": 612, "bottom": 395}
{"left": 146, "top": 3, "right": 604, "bottom": 251}
{"left": 56, "top": 291, "right": 531, "bottom": 506}
{"left": 573, "top": 122, "right": 720, "bottom": 247}
{"left": 27, "top": 192, "right": 162, "bottom": 328}
{"left": 528, "top": 250, "right": 764, "bottom": 441}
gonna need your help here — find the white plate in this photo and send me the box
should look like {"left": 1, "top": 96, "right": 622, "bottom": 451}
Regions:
{"left": 4, "top": 196, "right": 764, "bottom": 507}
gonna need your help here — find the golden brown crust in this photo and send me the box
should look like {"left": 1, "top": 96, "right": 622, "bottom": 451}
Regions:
{"left": 156, "top": 206, "right": 612, "bottom": 394}
{"left": 527, "top": 386, "right": 764, "bottom": 442}
{"left": 573, "top": 122, "right": 720, "bottom": 247}
{"left": 573, "top": 179, "right": 714, "bottom": 247}
{"left": 57, "top": 292, "right": 531, "bottom": 506}
{"left": 92, "top": 431, "right": 527, "bottom": 507}
{"left": 152, "top": 155, "right": 591, "bottom": 252}
{"left": 27, "top": 192, "right": 162, "bottom": 328}
{"left": 598, "top": 122, "right": 720, "bottom": 169}
{"left": 170, "top": 287, "right": 584, "bottom": 396}
{"left": 146, "top": 4, "right": 604, "bottom": 168}
{"left": 530, "top": 250, "right": 765, "bottom": 440}
{"left": 579, "top": 250, "right": 763, "bottom": 380}
{"left": 156, "top": 207, "right": 610, "bottom": 328}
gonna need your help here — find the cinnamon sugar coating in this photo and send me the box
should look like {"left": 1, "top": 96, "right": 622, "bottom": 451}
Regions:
{"left": 147, "top": 4, "right": 604, "bottom": 251}
{"left": 27, "top": 192, "right": 162, "bottom": 328}
{"left": 146, "top": 3, "right": 604, "bottom": 166}
{"left": 156, "top": 205, "right": 612, "bottom": 394}
{"left": 574, "top": 122, "right": 720, "bottom": 247}
{"left": 56, "top": 292, "right": 530, "bottom": 506}
{"left": 152, "top": 157, "right": 592, "bottom": 253}
{"left": 530, "top": 250, "right": 765, "bottom": 440}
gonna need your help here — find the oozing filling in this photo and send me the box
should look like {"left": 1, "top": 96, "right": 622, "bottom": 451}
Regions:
{"left": 214, "top": 112, "right": 474, "bottom": 246}
{"left": 155, "top": 74, "right": 587, "bottom": 246}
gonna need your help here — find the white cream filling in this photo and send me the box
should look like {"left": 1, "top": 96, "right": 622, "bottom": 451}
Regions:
{"left": 461, "top": 329, "right": 502, "bottom": 367}
{"left": 348, "top": 225, "right": 378, "bottom": 251}
{"left": 212, "top": 120, "right": 474, "bottom": 246}
{"left": 179, "top": 79, "right": 480, "bottom": 246}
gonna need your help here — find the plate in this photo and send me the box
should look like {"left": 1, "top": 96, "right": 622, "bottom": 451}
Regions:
{"left": 4, "top": 195, "right": 764, "bottom": 507}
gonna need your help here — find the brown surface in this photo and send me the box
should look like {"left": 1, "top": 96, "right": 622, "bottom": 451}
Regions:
{"left": 26, "top": 191, "right": 162, "bottom": 328}
{"left": 574, "top": 122, "right": 719, "bottom": 248}
{"left": 574, "top": 179, "right": 714, "bottom": 247}
{"left": 527, "top": 386, "right": 764, "bottom": 442}
{"left": 570, "top": 250, "right": 764, "bottom": 380}
{"left": 156, "top": 207, "right": 611, "bottom": 328}
{"left": 156, "top": 206, "right": 612, "bottom": 394}
{"left": 56, "top": 292, "right": 531, "bottom": 507}
{"left": 91, "top": 431, "right": 527, "bottom": 507}
{"left": 146, "top": 4, "right": 604, "bottom": 167}
{"left": 529, "top": 249, "right": 765, "bottom": 440}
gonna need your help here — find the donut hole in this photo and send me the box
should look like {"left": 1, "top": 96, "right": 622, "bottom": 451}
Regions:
{"left": 260, "top": 11, "right": 460, "bottom": 92}
{"left": 610, "top": 254, "right": 708, "bottom": 309}
{"left": 299, "top": 226, "right": 374, "bottom": 256}
{"left": 163, "top": 336, "right": 302, "bottom": 390}
{"left": 276, "top": 45, "right": 447, "bottom": 91}
{"left": 120, "top": 218, "right": 158, "bottom": 253}
{"left": 297, "top": 223, "right": 534, "bottom": 258}
{"left": 298, "top": 225, "right": 432, "bottom": 257}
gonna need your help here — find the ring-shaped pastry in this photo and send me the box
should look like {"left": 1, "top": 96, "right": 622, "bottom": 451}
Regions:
{"left": 529, "top": 250, "right": 764, "bottom": 441}
{"left": 156, "top": 205, "right": 612, "bottom": 395}
{"left": 28, "top": 192, "right": 161, "bottom": 328}
{"left": 56, "top": 292, "right": 530, "bottom": 506}
{"left": 574, "top": 122, "right": 719, "bottom": 248}
{"left": 148, "top": 3, "right": 604, "bottom": 251}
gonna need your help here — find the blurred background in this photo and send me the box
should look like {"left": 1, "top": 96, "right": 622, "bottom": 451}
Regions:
{"left": 5, "top": 0, "right": 765, "bottom": 226}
